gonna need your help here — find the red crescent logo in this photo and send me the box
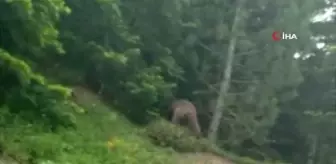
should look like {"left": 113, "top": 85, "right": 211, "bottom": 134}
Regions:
{"left": 272, "top": 31, "right": 281, "bottom": 41}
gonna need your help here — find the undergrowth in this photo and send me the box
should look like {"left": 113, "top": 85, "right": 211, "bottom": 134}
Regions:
{"left": 0, "top": 97, "right": 178, "bottom": 164}
{"left": 145, "top": 119, "right": 286, "bottom": 164}
{"left": 0, "top": 50, "right": 285, "bottom": 164}
{"left": 0, "top": 50, "right": 177, "bottom": 164}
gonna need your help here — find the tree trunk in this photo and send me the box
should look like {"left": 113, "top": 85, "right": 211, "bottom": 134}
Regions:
{"left": 207, "top": 0, "right": 245, "bottom": 142}
{"left": 307, "top": 134, "right": 318, "bottom": 164}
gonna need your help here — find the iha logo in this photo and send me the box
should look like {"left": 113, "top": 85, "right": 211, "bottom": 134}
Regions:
{"left": 272, "top": 31, "right": 297, "bottom": 41}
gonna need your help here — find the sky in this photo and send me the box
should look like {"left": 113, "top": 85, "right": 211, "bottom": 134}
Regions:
{"left": 313, "top": 8, "right": 335, "bottom": 49}
{"left": 313, "top": 8, "right": 334, "bottom": 22}
{"left": 293, "top": 8, "right": 334, "bottom": 59}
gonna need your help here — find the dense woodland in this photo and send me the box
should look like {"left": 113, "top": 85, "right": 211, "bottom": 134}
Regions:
{"left": 0, "top": 0, "right": 336, "bottom": 164}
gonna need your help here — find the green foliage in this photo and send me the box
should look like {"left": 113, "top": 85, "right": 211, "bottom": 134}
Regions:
{"left": 145, "top": 119, "right": 216, "bottom": 153}
{"left": 0, "top": 0, "right": 70, "bottom": 56}
{"left": 47, "top": 84, "right": 72, "bottom": 99}
{"left": 145, "top": 119, "right": 286, "bottom": 164}
{"left": 48, "top": 1, "right": 176, "bottom": 122}
{"left": 0, "top": 49, "right": 33, "bottom": 89}
{"left": 0, "top": 91, "right": 178, "bottom": 164}
{"left": 0, "top": 49, "right": 76, "bottom": 131}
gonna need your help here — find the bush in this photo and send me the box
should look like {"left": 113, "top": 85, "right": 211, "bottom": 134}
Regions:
{"left": 144, "top": 119, "right": 288, "bottom": 164}
{"left": 0, "top": 49, "right": 77, "bottom": 131}
{"left": 145, "top": 119, "right": 216, "bottom": 153}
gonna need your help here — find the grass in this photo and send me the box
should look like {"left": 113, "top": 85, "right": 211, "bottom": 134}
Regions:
{"left": 0, "top": 87, "right": 286, "bottom": 164}
{"left": 0, "top": 88, "right": 178, "bottom": 164}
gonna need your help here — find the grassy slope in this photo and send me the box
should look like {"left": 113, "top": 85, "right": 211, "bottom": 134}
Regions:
{"left": 0, "top": 88, "right": 178, "bottom": 164}
{"left": 0, "top": 87, "right": 285, "bottom": 164}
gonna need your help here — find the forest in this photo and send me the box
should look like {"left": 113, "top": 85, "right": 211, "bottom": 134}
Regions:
{"left": 0, "top": 0, "right": 335, "bottom": 164}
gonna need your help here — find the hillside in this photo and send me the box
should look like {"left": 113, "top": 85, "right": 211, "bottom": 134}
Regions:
{"left": 0, "top": 85, "right": 279, "bottom": 164}
{"left": 0, "top": 51, "right": 277, "bottom": 164}
{"left": 0, "top": 86, "right": 178, "bottom": 164}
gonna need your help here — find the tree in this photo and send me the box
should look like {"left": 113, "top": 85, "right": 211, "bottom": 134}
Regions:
{"left": 207, "top": 0, "right": 245, "bottom": 142}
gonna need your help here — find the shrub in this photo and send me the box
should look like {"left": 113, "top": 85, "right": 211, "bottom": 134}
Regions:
{"left": 145, "top": 119, "right": 216, "bottom": 153}
{"left": 0, "top": 49, "right": 77, "bottom": 131}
